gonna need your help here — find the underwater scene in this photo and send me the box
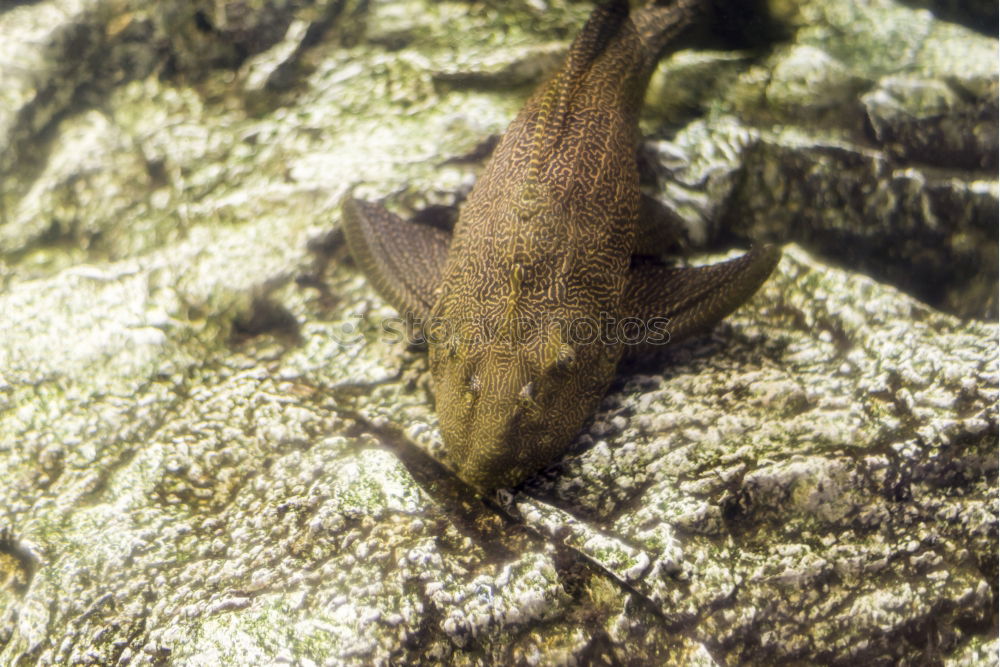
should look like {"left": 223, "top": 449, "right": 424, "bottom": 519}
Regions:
{"left": 0, "top": 0, "right": 996, "bottom": 664}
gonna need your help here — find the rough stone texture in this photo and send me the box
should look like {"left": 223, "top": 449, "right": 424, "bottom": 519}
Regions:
{"left": 643, "top": 0, "right": 998, "bottom": 319}
{"left": 0, "top": 0, "right": 996, "bottom": 665}
{"left": 897, "top": 0, "right": 998, "bottom": 36}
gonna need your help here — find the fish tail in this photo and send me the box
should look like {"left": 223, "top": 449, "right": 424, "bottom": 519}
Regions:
{"left": 631, "top": 0, "right": 707, "bottom": 75}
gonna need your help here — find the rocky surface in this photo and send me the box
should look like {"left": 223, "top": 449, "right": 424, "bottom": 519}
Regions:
{"left": 0, "top": 0, "right": 996, "bottom": 665}
{"left": 643, "top": 0, "right": 998, "bottom": 319}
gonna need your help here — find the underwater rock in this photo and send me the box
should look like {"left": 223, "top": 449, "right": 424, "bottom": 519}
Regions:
{"left": 644, "top": 0, "right": 998, "bottom": 319}
{"left": 897, "top": 0, "right": 998, "bottom": 36}
{"left": 0, "top": 0, "right": 995, "bottom": 664}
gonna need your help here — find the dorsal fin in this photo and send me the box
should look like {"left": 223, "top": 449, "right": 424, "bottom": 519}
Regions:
{"left": 526, "top": 0, "right": 630, "bottom": 180}
{"left": 563, "top": 0, "right": 630, "bottom": 77}
{"left": 631, "top": 0, "right": 705, "bottom": 73}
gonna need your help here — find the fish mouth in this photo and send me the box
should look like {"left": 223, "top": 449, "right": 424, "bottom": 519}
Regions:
{"left": 452, "top": 435, "right": 533, "bottom": 492}
{"left": 456, "top": 458, "right": 528, "bottom": 493}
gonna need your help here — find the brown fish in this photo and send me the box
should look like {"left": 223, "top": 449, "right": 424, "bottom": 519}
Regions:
{"left": 343, "top": 0, "right": 780, "bottom": 491}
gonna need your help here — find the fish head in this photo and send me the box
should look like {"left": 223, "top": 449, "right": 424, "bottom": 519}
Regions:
{"left": 428, "top": 312, "right": 620, "bottom": 492}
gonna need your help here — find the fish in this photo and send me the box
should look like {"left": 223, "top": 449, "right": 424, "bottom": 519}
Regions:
{"left": 343, "top": 0, "right": 780, "bottom": 492}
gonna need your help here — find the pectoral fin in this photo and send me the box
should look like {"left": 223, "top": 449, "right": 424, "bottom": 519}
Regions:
{"left": 342, "top": 198, "right": 451, "bottom": 319}
{"left": 622, "top": 244, "right": 781, "bottom": 357}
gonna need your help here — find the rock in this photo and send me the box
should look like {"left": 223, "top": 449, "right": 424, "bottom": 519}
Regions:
{"left": 646, "top": 0, "right": 998, "bottom": 319}
{"left": 896, "top": 0, "right": 997, "bottom": 36}
{"left": 862, "top": 75, "right": 998, "bottom": 170}
{"left": 0, "top": 0, "right": 996, "bottom": 664}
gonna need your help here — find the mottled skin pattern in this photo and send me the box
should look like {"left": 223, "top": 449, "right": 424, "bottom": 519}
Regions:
{"left": 343, "top": 0, "right": 780, "bottom": 491}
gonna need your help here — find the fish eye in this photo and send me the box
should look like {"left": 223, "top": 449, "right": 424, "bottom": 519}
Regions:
{"left": 556, "top": 344, "right": 575, "bottom": 368}
{"left": 517, "top": 382, "right": 534, "bottom": 402}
